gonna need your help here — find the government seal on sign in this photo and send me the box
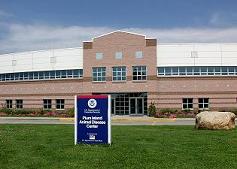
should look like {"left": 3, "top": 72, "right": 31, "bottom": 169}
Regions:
{"left": 88, "top": 99, "right": 97, "bottom": 108}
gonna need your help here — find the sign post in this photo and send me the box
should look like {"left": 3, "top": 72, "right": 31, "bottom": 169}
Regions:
{"left": 74, "top": 95, "right": 111, "bottom": 145}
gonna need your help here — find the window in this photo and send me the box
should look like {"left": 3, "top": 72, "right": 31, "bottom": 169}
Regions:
{"left": 6, "top": 100, "right": 13, "bottom": 109}
{"left": 165, "top": 67, "right": 171, "bottom": 75}
{"left": 96, "top": 53, "right": 103, "bottom": 60}
{"left": 61, "top": 70, "right": 67, "bottom": 78}
{"left": 67, "top": 70, "right": 73, "bottom": 78}
{"left": 182, "top": 98, "right": 193, "bottom": 110}
{"left": 187, "top": 67, "right": 193, "bottom": 75}
{"left": 201, "top": 67, "right": 208, "bottom": 75}
{"left": 43, "top": 99, "right": 52, "bottom": 109}
{"left": 158, "top": 67, "right": 165, "bottom": 75}
{"left": 135, "top": 51, "right": 143, "bottom": 59}
{"left": 112, "top": 66, "right": 126, "bottom": 81}
{"left": 221, "top": 67, "right": 228, "bottom": 75}
{"left": 23, "top": 72, "right": 29, "bottom": 80}
{"left": 198, "top": 98, "right": 209, "bottom": 109}
{"left": 179, "top": 67, "right": 186, "bottom": 75}
{"left": 29, "top": 72, "right": 34, "bottom": 80}
{"left": 0, "top": 69, "right": 83, "bottom": 83}
{"left": 73, "top": 69, "right": 79, "bottom": 78}
{"left": 132, "top": 66, "right": 147, "bottom": 81}
{"left": 157, "top": 66, "right": 237, "bottom": 77}
{"left": 55, "top": 71, "right": 61, "bottom": 78}
{"left": 115, "top": 52, "right": 123, "bottom": 59}
{"left": 39, "top": 72, "right": 44, "bottom": 79}
{"left": 208, "top": 67, "right": 214, "bottom": 75}
{"left": 44, "top": 71, "right": 50, "bottom": 79}
{"left": 92, "top": 67, "right": 106, "bottom": 82}
{"left": 228, "top": 67, "right": 235, "bottom": 75}
{"left": 56, "top": 99, "right": 64, "bottom": 110}
{"left": 172, "top": 67, "right": 178, "bottom": 75}
{"left": 194, "top": 67, "right": 200, "bottom": 75}
{"left": 16, "top": 99, "right": 23, "bottom": 109}
{"left": 10, "top": 74, "right": 14, "bottom": 80}
{"left": 49, "top": 71, "right": 55, "bottom": 79}
{"left": 214, "top": 67, "right": 221, "bottom": 75}
{"left": 33, "top": 72, "right": 39, "bottom": 79}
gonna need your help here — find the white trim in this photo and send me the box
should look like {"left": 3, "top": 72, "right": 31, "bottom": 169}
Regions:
{"left": 107, "top": 95, "right": 111, "bottom": 145}
{"left": 157, "top": 43, "right": 237, "bottom": 45}
{"left": 0, "top": 46, "right": 82, "bottom": 56}
{"left": 74, "top": 95, "right": 77, "bottom": 145}
{"left": 86, "top": 30, "right": 148, "bottom": 42}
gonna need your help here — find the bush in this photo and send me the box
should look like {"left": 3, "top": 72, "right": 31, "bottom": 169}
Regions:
{"left": 155, "top": 109, "right": 197, "bottom": 118}
{"left": 148, "top": 102, "right": 157, "bottom": 117}
{"left": 66, "top": 108, "right": 74, "bottom": 117}
{"left": 160, "top": 108, "right": 178, "bottom": 114}
{"left": 14, "top": 109, "right": 32, "bottom": 115}
{"left": 229, "top": 109, "right": 237, "bottom": 115}
{"left": 0, "top": 108, "right": 13, "bottom": 115}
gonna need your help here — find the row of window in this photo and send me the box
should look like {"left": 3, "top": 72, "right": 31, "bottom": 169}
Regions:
{"left": 182, "top": 98, "right": 209, "bottom": 110}
{"left": 96, "top": 51, "right": 143, "bottom": 60}
{"left": 6, "top": 99, "right": 65, "bottom": 110}
{"left": 3, "top": 98, "right": 211, "bottom": 111}
{"left": 0, "top": 69, "right": 83, "bottom": 82}
{"left": 158, "top": 66, "right": 237, "bottom": 76}
{"left": 6, "top": 99, "right": 23, "bottom": 109}
{"left": 92, "top": 66, "right": 147, "bottom": 82}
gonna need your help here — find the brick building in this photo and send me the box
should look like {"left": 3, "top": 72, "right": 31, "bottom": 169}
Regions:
{"left": 1, "top": 31, "right": 237, "bottom": 115}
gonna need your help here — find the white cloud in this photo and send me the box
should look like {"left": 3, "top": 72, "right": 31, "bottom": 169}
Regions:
{"left": 1, "top": 22, "right": 237, "bottom": 54}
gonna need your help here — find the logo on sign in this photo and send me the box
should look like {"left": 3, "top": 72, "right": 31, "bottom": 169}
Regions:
{"left": 89, "top": 134, "right": 96, "bottom": 140}
{"left": 88, "top": 99, "right": 97, "bottom": 108}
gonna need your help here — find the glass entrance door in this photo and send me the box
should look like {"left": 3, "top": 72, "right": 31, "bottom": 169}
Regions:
{"left": 129, "top": 97, "right": 144, "bottom": 115}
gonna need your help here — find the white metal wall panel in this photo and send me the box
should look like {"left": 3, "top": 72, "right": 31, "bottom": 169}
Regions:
{"left": 193, "top": 44, "right": 221, "bottom": 66}
{"left": 0, "top": 54, "right": 14, "bottom": 73}
{"left": 157, "top": 44, "right": 195, "bottom": 66}
{"left": 221, "top": 44, "right": 237, "bottom": 66}
{"left": 53, "top": 48, "right": 83, "bottom": 70}
{"left": 13, "top": 52, "right": 33, "bottom": 72}
{"left": 157, "top": 43, "right": 237, "bottom": 67}
{"left": 32, "top": 50, "right": 52, "bottom": 71}
{"left": 222, "top": 52, "right": 237, "bottom": 66}
{"left": 0, "top": 47, "right": 83, "bottom": 74}
{"left": 0, "top": 43, "right": 236, "bottom": 74}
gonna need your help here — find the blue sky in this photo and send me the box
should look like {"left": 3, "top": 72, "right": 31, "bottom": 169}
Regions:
{"left": 0, "top": 0, "right": 237, "bottom": 53}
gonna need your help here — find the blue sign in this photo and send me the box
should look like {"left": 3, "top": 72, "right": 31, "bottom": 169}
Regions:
{"left": 74, "top": 95, "right": 111, "bottom": 144}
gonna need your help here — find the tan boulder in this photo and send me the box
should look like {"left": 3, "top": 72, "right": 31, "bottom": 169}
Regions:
{"left": 195, "top": 111, "right": 236, "bottom": 130}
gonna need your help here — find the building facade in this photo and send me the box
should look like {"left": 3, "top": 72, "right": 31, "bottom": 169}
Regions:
{"left": 0, "top": 31, "right": 237, "bottom": 115}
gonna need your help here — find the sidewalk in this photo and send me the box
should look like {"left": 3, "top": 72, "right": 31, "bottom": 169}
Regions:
{"left": 0, "top": 116, "right": 196, "bottom": 125}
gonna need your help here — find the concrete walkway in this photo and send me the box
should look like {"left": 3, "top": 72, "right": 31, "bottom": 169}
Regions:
{"left": 0, "top": 116, "right": 196, "bottom": 125}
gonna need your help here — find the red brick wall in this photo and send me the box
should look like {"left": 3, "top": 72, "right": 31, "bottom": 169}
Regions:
{"left": 82, "top": 31, "right": 157, "bottom": 94}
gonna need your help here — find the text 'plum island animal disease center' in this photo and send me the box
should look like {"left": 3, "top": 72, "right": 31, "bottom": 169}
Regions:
{"left": 75, "top": 95, "right": 111, "bottom": 145}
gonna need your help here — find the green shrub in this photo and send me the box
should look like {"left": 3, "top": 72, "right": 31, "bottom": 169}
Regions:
{"left": 66, "top": 108, "right": 74, "bottom": 117}
{"left": 14, "top": 109, "right": 32, "bottom": 115}
{"left": 0, "top": 108, "right": 13, "bottom": 115}
{"left": 182, "top": 109, "right": 192, "bottom": 113}
{"left": 230, "top": 108, "right": 237, "bottom": 115}
{"left": 148, "top": 102, "right": 157, "bottom": 117}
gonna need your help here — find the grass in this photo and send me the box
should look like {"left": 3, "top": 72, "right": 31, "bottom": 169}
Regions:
{"left": 0, "top": 125, "right": 237, "bottom": 169}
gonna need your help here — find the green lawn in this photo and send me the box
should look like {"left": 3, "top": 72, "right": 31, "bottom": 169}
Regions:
{"left": 0, "top": 125, "right": 237, "bottom": 169}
